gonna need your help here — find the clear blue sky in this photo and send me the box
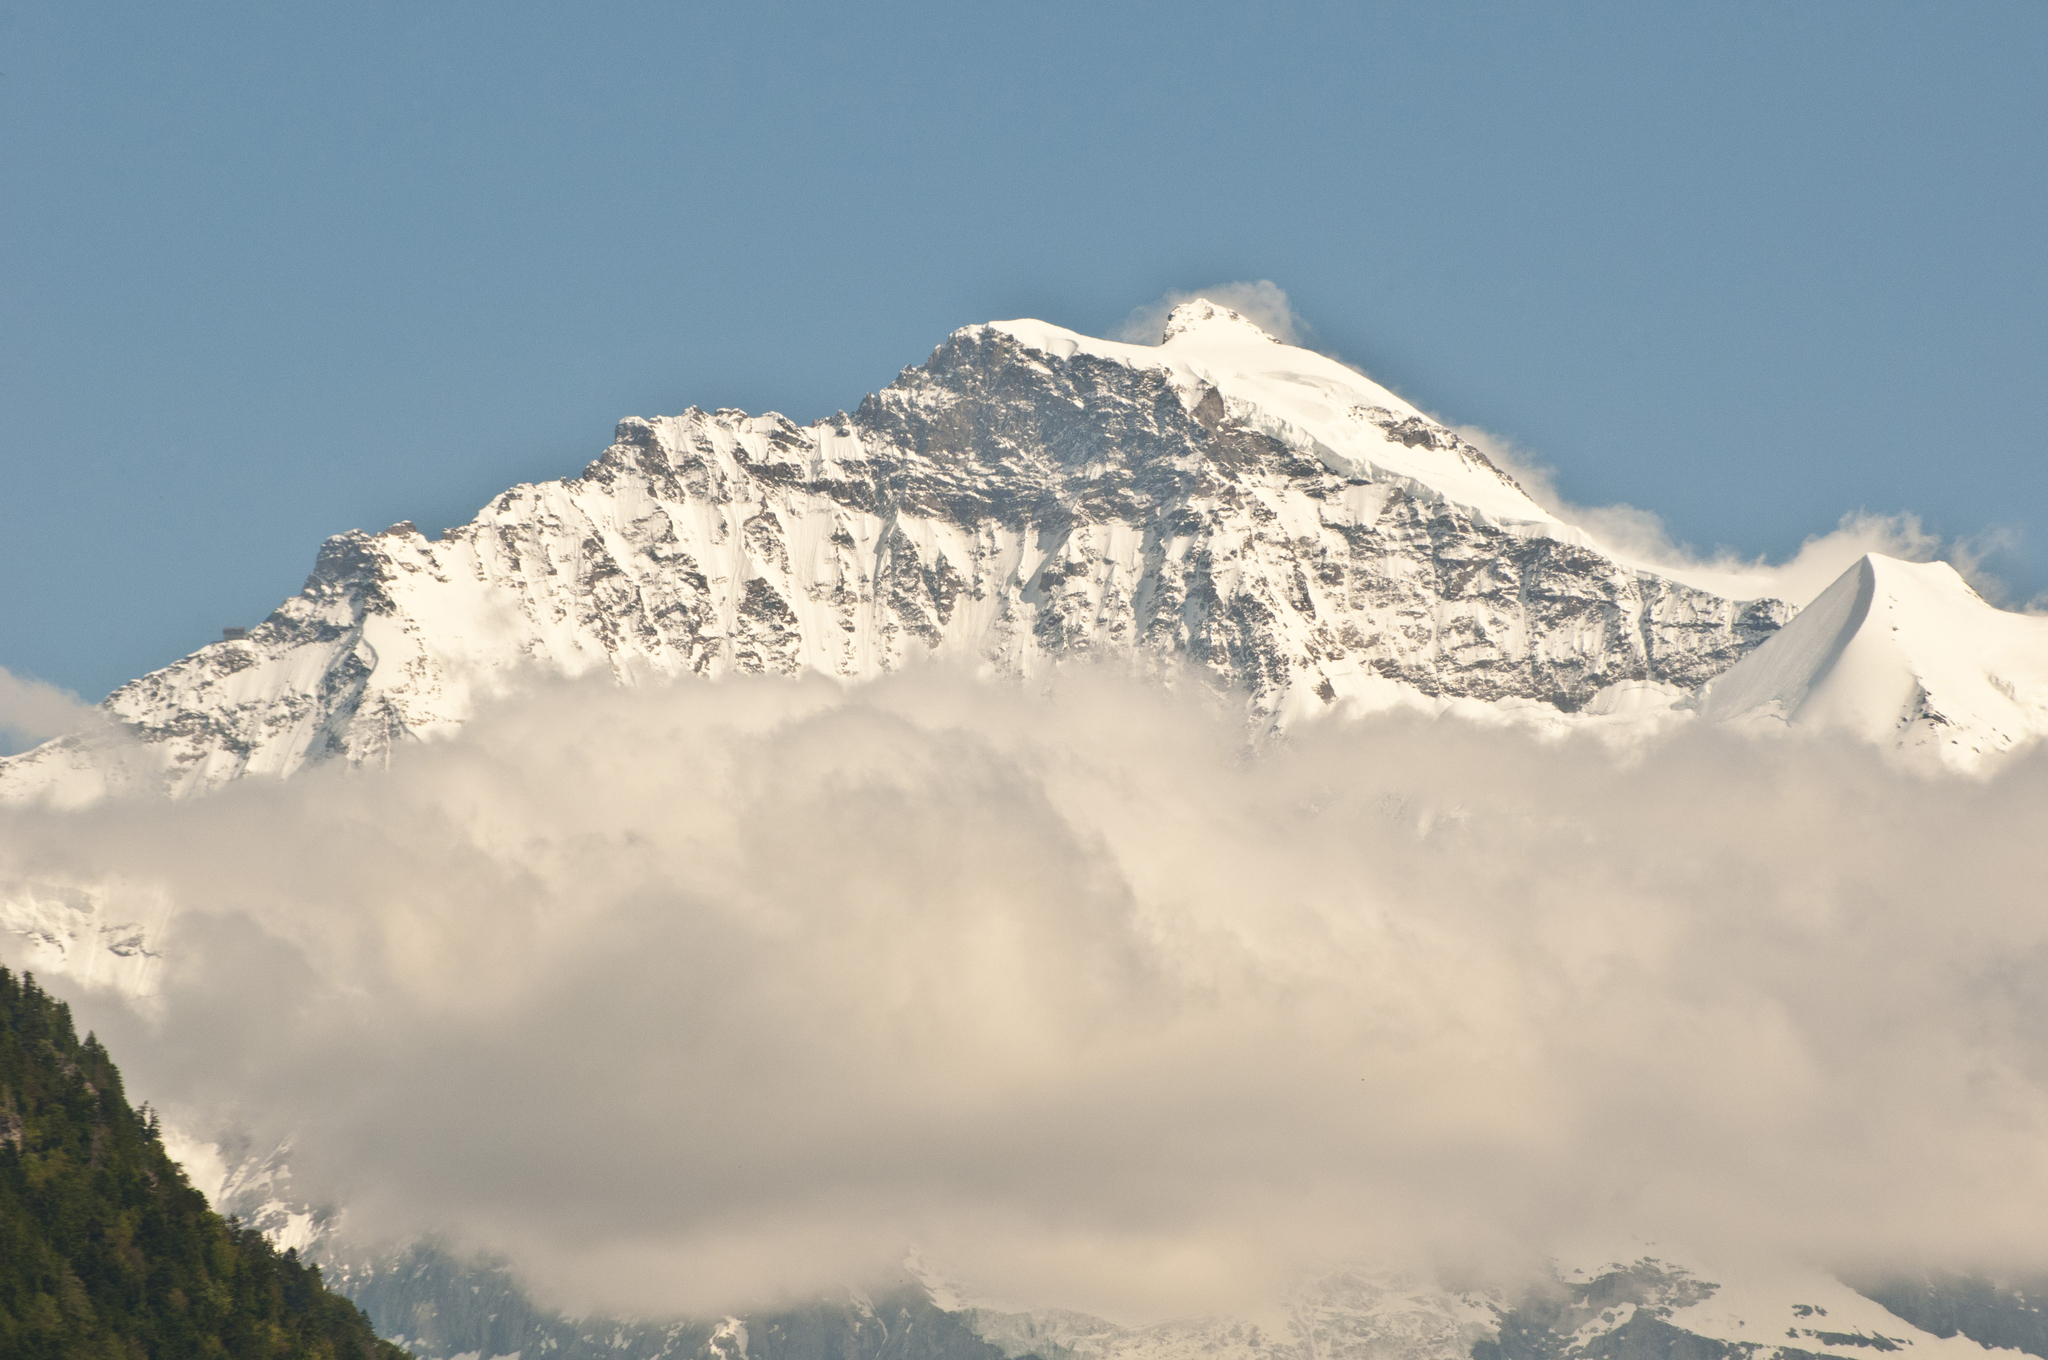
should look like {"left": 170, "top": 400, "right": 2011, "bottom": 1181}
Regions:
{"left": 4, "top": 1, "right": 2044, "bottom": 704}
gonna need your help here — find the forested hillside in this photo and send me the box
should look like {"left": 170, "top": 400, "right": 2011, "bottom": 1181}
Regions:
{"left": 0, "top": 965, "right": 408, "bottom": 1359}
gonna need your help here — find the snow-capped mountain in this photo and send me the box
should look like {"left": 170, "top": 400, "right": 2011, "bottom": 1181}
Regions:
{"left": 8, "top": 299, "right": 2048, "bottom": 1360}
{"left": 0, "top": 300, "right": 1793, "bottom": 804}
{"left": 1695, "top": 553, "right": 2048, "bottom": 768}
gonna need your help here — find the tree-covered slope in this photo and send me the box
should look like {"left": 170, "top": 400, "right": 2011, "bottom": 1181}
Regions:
{"left": 0, "top": 965, "right": 408, "bottom": 1359}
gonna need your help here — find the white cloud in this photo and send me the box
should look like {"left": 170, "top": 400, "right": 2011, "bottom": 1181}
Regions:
{"left": 1116, "top": 280, "right": 1308, "bottom": 346}
{"left": 10, "top": 669, "right": 2048, "bottom": 1324}
{"left": 1453, "top": 425, "right": 1999, "bottom": 608}
{"left": 1106, "top": 310, "right": 2016, "bottom": 614}
{"left": 0, "top": 666, "right": 96, "bottom": 756}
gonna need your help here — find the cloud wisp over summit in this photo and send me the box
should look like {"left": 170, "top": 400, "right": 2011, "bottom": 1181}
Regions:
{"left": 1115, "top": 284, "right": 2013, "bottom": 612}
{"left": 1117, "top": 280, "right": 1311, "bottom": 346}
{"left": 9, "top": 670, "right": 2048, "bottom": 1322}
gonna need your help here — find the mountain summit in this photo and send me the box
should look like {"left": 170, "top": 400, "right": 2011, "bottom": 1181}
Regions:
{"left": 1156, "top": 297, "right": 1286, "bottom": 344}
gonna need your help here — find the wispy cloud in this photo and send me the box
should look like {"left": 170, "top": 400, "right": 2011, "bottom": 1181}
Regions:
{"left": 1108, "top": 301, "right": 2018, "bottom": 613}
{"left": 0, "top": 666, "right": 96, "bottom": 757}
{"left": 1454, "top": 425, "right": 2011, "bottom": 608}
{"left": 1116, "top": 280, "right": 1309, "bottom": 346}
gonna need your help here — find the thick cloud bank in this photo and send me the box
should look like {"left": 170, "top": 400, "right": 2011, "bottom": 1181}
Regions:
{"left": 6, "top": 670, "right": 2048, "bottom": 1322}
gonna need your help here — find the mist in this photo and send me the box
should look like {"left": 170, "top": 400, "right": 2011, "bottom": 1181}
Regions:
{"left": 0, "top": 665, "right": 97, "bottom": 757}
{"left": 4, "top": 667, "right": 2047, "bottom": 1323}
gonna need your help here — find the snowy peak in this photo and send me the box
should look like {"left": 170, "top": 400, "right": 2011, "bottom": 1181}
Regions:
{"left": 1695, "top": 555, "right": 1879, "bottom": 723}
{"left": 1696, "top": 553, "right": 2048, "bottom": 766}
{"left": 1158, "top": 298, "right": 1283, "bottom": 346}
{"left": 0, "top": 304, "right": 1869, "bottom": 804}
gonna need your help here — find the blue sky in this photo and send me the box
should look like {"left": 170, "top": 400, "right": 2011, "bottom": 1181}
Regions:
{"left": 4, "top": 1, "right": 2044, "bottom": 706}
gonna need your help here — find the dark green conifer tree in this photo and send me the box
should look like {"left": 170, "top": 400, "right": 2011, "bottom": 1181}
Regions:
{"left": 0, "top": 964, "right": 409, "bottom": 1359}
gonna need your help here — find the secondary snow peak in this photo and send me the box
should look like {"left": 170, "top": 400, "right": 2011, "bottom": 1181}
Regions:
{"left": 1695, "top": 552, "right": 2048, "bottom": 766}
{"left": 1694, "top": 555, "right": 1876, "bottom": 725}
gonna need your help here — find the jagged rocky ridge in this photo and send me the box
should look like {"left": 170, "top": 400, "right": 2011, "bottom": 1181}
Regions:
{"left": 0, "top": 301, "right": 1788, "bottom": 803}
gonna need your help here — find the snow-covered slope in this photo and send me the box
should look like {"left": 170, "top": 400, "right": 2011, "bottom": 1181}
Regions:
{"left": 1694, "top": 554, "right": 2048, "bottom": 768}
{"left": 0, "top": 877, "right": 170, "bottom": 994}
{"left": 956, "top": 1257, "right": 2027, "bottom": 1360}
{"left": 0, "top": 300, "right": 1787, "bottom": 804}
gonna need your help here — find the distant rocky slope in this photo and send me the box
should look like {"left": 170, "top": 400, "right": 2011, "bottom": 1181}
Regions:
{"left": 252, "top": 1227, "right": 2048, "bottom": 1360}
{"left": 0, "top": 300, "right": 1789, "bottom": 803}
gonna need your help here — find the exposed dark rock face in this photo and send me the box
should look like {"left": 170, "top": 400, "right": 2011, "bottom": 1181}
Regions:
{"left": 327, "top": 1243, "right": 1024, "bottom": 1360}
{"left": 1851, "top": 1273, "right": 2048, "bottom": 1359}
{"left": 1476, "top": 1262, "right": 1728, "bottom": 1360}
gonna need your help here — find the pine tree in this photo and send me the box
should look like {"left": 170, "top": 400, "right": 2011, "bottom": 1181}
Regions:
{"left": 0, "top": 964, "right": 410, "bottom": 1359}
